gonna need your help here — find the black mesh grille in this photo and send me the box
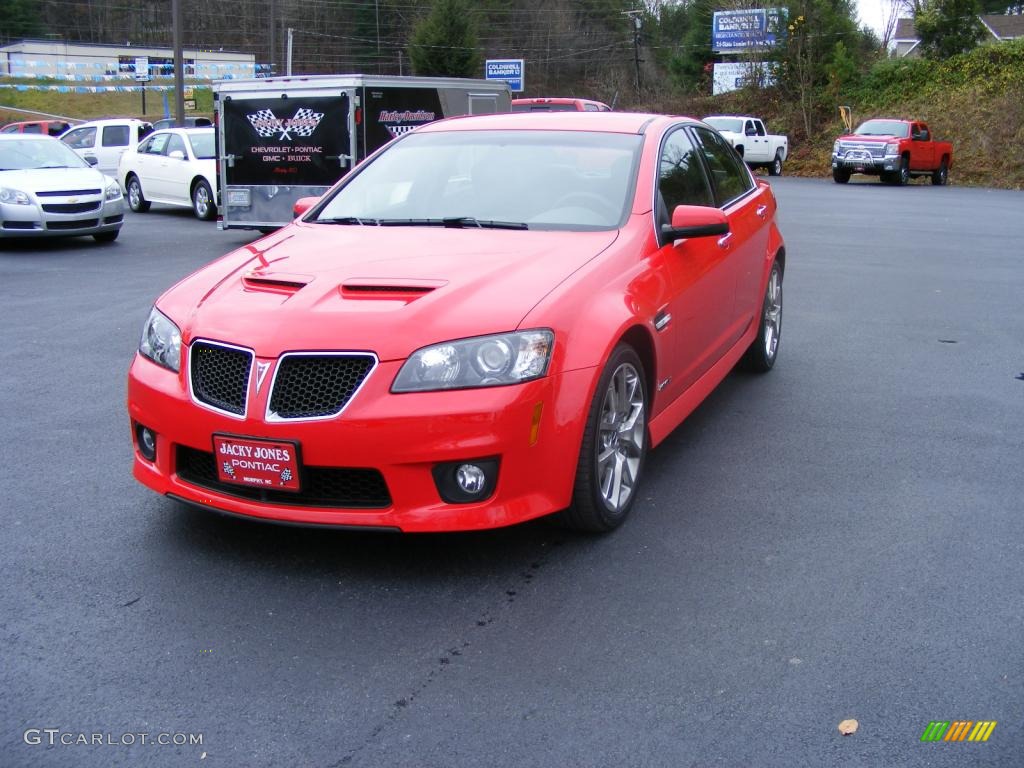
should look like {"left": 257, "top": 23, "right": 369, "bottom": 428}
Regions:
{"left": 42, "top": 201, "right": 101, "bottom": 214}
{"left": 269, "top": 355, "right": 375, "bottom": 419}
{"left": 47, "top": 219, "right": 98, "bottom": 230}
{"left": 175, "top": 446, "right": 391, "bottom": 508}
{"left": 190, "top": 341, "right": 252, "bottom": 416}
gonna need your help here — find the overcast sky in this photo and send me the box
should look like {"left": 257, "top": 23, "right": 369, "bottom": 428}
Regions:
{"left": 857, "top": 0, "right": 895, "bottom": 37}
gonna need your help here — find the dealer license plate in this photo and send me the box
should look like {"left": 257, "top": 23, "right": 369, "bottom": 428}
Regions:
{"left": 213, "top": 434, "right": 301, "bottom": 492}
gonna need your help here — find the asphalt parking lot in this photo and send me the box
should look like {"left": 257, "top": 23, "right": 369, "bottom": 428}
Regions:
{"left": 2, "top": 177, "right": 1022, "bottom": 767}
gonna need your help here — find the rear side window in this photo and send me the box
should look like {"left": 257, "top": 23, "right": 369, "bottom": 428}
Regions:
{"left": 102, "top": 125, "right": 130, "bottom": 147}
{"left": 691, "top": 127, "right": 754, "bottom": 207}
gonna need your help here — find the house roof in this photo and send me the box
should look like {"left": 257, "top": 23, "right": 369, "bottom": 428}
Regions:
{"left": 981, "top": 14, "right": 1024, "bottom": 39}
{"left": 894, "top": 14, "right": 1024, "bottom": 42}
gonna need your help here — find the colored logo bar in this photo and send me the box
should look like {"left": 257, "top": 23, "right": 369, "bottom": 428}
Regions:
{"left": 921, "top": 721, "right": 996, "bottom": 742}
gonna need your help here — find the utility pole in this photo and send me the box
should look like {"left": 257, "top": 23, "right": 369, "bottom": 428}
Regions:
{"left": 621, "top": 10, "right": 643, "bottom": 97}
{"left": 286, "top": 27, "right": 294, "bottom": 75}
{"left": 269, "top": 0, "right": 276, "bottom": 75}
{"left": 172, "top": 0, "right": 184, "bottom": 126}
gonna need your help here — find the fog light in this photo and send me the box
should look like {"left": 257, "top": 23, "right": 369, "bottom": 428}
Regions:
{"left": 456, "top": 464, "right": 486, "bottom": 494}
{"left": 135, "top": 423, "right": 157, "bottom": 462}
{"left": 432, "top": 458, "right": 499, "bottom": 504}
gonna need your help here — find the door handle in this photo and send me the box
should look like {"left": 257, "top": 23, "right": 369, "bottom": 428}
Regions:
{"left": 717, "top": 233, "right": 733, "bottom": 250}
{"left": 756, "top": 205, "right": 768, "bottom": 219}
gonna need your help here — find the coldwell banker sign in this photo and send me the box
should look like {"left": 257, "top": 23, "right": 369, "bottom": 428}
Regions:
{"left": 712, "top": 9, "right": 786, "bottom": 53}
{"left": 485, "top": 59, "right": 524, "bottom": 93}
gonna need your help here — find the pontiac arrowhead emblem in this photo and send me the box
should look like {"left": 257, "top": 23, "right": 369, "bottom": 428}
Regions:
{"left": 255, "top": 361, "right": 271, "bottom": 393}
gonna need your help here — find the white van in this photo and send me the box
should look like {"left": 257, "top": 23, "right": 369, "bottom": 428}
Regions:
{"left": 60, "top": 119, "right": 154, "bottom": 177}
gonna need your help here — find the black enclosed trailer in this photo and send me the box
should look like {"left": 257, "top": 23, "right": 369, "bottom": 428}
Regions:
{"left": 214, "top": 74, "right": 512, "bottom": 230}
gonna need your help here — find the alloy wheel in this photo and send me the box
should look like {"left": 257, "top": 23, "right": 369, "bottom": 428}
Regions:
{"left": 597, "top": 362, "right": 645, "bottom": 512}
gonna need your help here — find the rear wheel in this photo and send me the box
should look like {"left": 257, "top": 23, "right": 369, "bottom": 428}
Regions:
{"left": 741, "top": 260, "right": 783, "bottom": 372}
{"left": 192, "top": 180, "right": 216, "bottom": 220}
{"left": 126, "top": 175, "right": 150, "bottom": 212}
{"left": 931, "top": 159, "right": 949, "bottom": 186}
{"left": 832, "top": 168, "right": 850, "bottom": 184}
{"left": 559, "top": 344, "right": 648, "bottom": 532}
{"left": 769, "top": 151, "right": 784, "bottom": 176}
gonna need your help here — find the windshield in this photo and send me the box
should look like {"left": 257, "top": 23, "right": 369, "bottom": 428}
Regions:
{"left": 188, "top": 132, "right": 216, "bottom": 159}
{"left": 0, "top": 137, "right": 90, "bottom": 171}
{"left": 704, "top": 118, "right": 743, "bottom": 133}
{"left": 854, "top": 120, "right": 910, "bottom": 138}
{"left": 313, "top": 130, "right": 642, "bottom": 230}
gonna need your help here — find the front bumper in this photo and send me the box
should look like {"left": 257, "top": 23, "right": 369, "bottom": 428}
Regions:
{"left": 0, "top": 196, "right": 124, "bottom": 238}
{"left": 831, "top": 152, "right": 899, "bottom": 175}
{"left": 127, "top": 353, "right": 596, "bottom": 532}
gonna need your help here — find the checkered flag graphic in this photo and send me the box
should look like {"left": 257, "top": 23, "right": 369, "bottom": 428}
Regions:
{"left": 247, "top": 109, "right": 280, "bottom": 138}
{"left": 280, "top": 468, "right": 293, "bottom": 484}
{"left": 289, "top": 108, "right": 324, "bottom": 138}
{"left": 385, "top": 124, "right": 419, "bottom": 139}
{"left": 222, "top": 462, "right": 235, "bottom": 477}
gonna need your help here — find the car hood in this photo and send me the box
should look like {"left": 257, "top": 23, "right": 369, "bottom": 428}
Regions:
{"left": 160, "top": 224, "right": 620, "bottom": 361}
{"left": 0, "top": 167, "right": 111, "bottom": 193}
{"left": 838, "top": 134, "right": 896, "bottom": 143}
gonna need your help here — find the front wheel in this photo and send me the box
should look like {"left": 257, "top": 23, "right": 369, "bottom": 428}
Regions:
{"left": 769, "top": 151, "right": 784, "bottom": 177}
{"left": 895, "top": 157, "right": 910, "bottom": 186}
{"left": 559, "top": 345, "right": 648, "bottom": 532}
{"left": 192, "top": 180, "right": 217, "bottom": 221}
{"left": 832, "top": 168, "right": 850, "bottom": 184}
{"left": 741, "top": 260, "right": 783, "bottom": 372}
{"left": 126, "top": 175, "right": 150, "bottom": 212}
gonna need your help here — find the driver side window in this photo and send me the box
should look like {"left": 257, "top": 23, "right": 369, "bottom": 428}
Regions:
{"left": 657, "top": 128, "right": 713, "bottom": 226}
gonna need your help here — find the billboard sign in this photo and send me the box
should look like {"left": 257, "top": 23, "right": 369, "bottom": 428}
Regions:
{"left": 134, "top": 56, "right": 150, "bottom": 82}
{"left": 712, "top": 62, "right": 778, "bottom": 95}
{"left": 712, "top": 9, "right": 786, "bottom": 53}
{"left": 485, "top": 59, "right": 524, "bottom": 93}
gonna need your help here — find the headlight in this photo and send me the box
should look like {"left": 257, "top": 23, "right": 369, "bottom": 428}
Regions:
{"left": 392, "top": 330, "right": 554, "bottom": 392}
{"left": 139, "top": 306, "right": 182, "bottom": 372}
{"left": 885, "top": 142, "right": 898, "bottom": 155}
{"left": 105, "top": 179, "right": 122, "bottom": 201}
{"left": 0, "top": 187, "right": 31, "bottom": 205}
{"left": 832, "top": 141, "right": 841, "bottom": 155}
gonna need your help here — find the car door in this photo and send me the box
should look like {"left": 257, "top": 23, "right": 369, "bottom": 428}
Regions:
{"left": 133, "top": 133, "right": 169, "bottom": 198}
{"left": 690, "top": 125, "right": 769, "bottom": 343}
{"left": 61, "top": 126, "right": 99, "bottom": 166}
{"left": 652, "top": 125, "right": 737, "bottom": 398}
{"left": 160, "top": 132, "right": 193, "bottom": 204}
{"left": 910, "top": 122, "right": 934, "bottom": 171}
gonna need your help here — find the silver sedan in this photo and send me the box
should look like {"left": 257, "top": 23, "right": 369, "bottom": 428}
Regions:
{"left": 0, "top": 134, "right": 124, "bottom": 242}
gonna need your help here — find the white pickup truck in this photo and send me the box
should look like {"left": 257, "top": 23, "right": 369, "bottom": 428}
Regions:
{"left": 703, "top": 115, "right": 789, "bottom": 176}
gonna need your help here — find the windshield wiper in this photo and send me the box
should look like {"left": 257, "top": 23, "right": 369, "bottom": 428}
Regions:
{"left": 378, "top": 217, "right": 528, "bottom": 230}
{"left": 319, "top": 216, "right": 379, "bottom": 225}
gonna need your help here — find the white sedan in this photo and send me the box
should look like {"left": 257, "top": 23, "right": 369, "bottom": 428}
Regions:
{"left": 118, "top": 128, "right": 218, "bottom": 220}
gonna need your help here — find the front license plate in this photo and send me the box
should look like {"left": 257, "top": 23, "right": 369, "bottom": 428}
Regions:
{"left": 213, "top": 434, "right": 301, "bottom": 492}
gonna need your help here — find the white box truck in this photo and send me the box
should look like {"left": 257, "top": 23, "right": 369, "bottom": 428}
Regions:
{"left": 214, "top": 74, "right": 512, "bottom": 230}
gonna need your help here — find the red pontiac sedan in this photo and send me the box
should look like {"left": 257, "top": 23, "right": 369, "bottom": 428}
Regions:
{"left": 128, "top": 112, "right": 786, "bottom": 532}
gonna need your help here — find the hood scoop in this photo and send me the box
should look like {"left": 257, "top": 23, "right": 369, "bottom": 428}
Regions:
{"left": 242, "top": 272, "right": 313, "bottom": 295}
{"left": 340, "top": 278, "right": 447, "bottom": 303}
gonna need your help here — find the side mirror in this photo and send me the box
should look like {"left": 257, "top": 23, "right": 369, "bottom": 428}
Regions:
{"left": 85, "top": 155, "right": 98, "bottom": 166}
{"left": 293, "top": 196, "right": 320, "bottom": 217}
{"left": 661, "top": 205, "right": 730, "bottom": 241}
{"left": 168, "top": 150, "right": 185, "bottom": 160}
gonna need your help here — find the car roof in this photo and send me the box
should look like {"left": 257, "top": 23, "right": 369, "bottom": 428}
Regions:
{"left": 417, "top": 112, "right": 682, "bottom": 135}
{"left": 66, "top": 118, "right": 152, "bottom": 128}
{"left": 0, "top": 133, "right": 61, "bottom": 141}
{"left": 704, "top": 115, "right": 758, "bottom": 121}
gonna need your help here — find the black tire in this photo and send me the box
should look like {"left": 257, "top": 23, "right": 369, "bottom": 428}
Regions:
{"left": 126, "top": 175, "right": 150, "bottom": 212}
{"left": 192, "top": 179, "right": 217, "bottom": 221}
{"left": 832, "top": 168, "right": 850, "bottom": 184}
{"left": 93, "top": 229, "right": 119, "bottom": 243}
{"left": 741, "top": 259, "right": 783, "bottom": 373}
{"left": 769, "top": 151, "right": 783, "bottom": 177}
{"left": 896, "top": 157, "right": 910, "bottom": 186}
{"left": 559, "top": 344, "right": 648, "bottom": 532}
{"left": 931, "top": 159, "right": 949, "bottom": 186}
